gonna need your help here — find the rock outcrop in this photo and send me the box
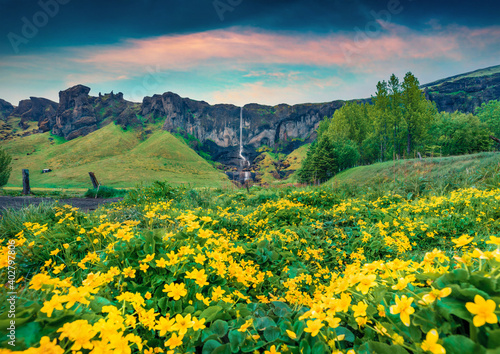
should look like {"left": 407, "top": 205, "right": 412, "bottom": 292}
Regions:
{"left": 422, "top": 67, "right": 500, "bottom": 113}
{"left": 8, "top": 97, "right": 58, "bottom": 131}
{"left": 0, "top": 99, "right": 14, "bottom": 120}
{"left": 52, "top": 85, "right": 98, "bottom": 139}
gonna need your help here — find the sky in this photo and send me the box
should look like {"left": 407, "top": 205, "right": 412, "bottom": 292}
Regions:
{"left": 0, "top": 0, "right": 499, "bottom": 106}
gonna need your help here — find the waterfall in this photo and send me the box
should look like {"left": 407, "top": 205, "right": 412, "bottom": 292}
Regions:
{"left": 239, "top": 106, "right": 249, "bottom": 168}
{"left": 239, "top": 106, "right": 250, "bottom": 182}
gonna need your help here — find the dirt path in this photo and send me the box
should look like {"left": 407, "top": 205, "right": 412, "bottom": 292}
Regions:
{"left": 0, "top": 196, "right": 123, "bottom": 215}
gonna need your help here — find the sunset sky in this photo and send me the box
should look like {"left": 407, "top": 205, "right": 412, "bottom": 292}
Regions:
{"left": 0, "top": 0, "right": 499, "bottom": 106}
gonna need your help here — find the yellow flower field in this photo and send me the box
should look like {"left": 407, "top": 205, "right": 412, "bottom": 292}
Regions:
{"left": 0, "top": 183, "right": 499, "bottom": 353}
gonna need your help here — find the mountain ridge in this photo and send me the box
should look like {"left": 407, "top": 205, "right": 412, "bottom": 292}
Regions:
{"left": 1, "top": 64, "right": 500, "bottom": 180}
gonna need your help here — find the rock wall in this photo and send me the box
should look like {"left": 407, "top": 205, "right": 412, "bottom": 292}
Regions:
{"left": 0, "top": 99, "right": 14, "bottom": 120}
{"left": 423, "top": 72, "right": 500, "bottom": 113}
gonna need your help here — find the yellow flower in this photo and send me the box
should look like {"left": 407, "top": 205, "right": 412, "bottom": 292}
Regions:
{"left": 356, "top": 274, "right": 377, "bottom": 294}
{"left": 304, "top": 319, "right": 324, "bottom": 337}
{"left": 163, "top": 283, "right": 187, "bottom": 300}
{"left": 172, "top": 314, "right": 195, "bottom": 335}
{"left": 238, "top": 319, "right": 253, "bottom": 332}
{"left": 50, "top": 248, "right": 60, "bottom": 256}
{"left": 451, "top": 234, "right": 474, "bottom": 248}
{"left": 156, "top": 316, "right": 175, "bottom": 336}
{"left": 286, "top": 330, "right": 297, "bottom": 339}
{"left": 164, "top": 333, "right": 184, "bottom": 349}
{"left": 192, "top": 317, "right": 206, "bottom": 331}
{"left": 465, "top": 295, "right": 498, "bottom": 327}
{"left": 352, "top": 301, "right": 368, "bottom": 317}
{"left": 123, "top": 267, "right": 136, "bottom": 278}
{"left": 264, "top": 345, "right": 281, "bottom": 354}
{"left": 486, "top": 236, "right": 500, "bottom": 246}
{"left": 41, "top": 297, "right": 63, "bottom": 317}
{"left": 420, "top": 329, "right": 445, "bottom": 354}
{"left": 390, "top": 295, "right": 415, "bottom": 326}
{"left": 421, "top": 287, "right": 452, "bottom": 305}
{"left": 140, "top": 263, "right": 150, "bottom": 272}
{"left": 156, "top": 258, "right": 168, "bottom": 268}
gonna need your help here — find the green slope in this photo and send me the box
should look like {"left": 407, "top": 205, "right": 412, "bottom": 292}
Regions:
{"left": 2, "top": 123, "right": 229, "bottom": 189}
{"left": 328, "top": 152, "right": 500, "bottom": 192}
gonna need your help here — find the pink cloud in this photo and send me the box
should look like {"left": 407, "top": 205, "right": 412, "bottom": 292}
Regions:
{"left": 70, "top": 24, "right": 492, "bottom": 72}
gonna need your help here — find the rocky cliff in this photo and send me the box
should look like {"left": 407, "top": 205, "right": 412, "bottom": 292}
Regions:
{"left": 422, "top": 65, "right": 500, "bottom": 113}
{"left": 139, "top": 92, "right": 343, "bottom": 167}
{"left": 0, "top": 99, "right": 14, "bottom": 120}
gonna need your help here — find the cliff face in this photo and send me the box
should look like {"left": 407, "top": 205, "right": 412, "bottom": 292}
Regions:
{"left": 423, "top": 70, "right": 500, "bottom": 113}
{"left": 139, "top": 92, "right": 343, "bottom": 166}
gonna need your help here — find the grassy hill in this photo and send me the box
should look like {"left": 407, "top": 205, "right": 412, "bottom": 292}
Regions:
{"left": 328, "top": 152, "right": 500, "bottom": 196}
{"left": 1, "top": 123, "right": 229, "bottom": 189}
{"left": 422, "top": 64, "right": 500, "bottom": 89}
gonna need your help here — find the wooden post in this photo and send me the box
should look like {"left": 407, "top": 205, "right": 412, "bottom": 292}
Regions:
{"left": 22, "top": 169, "right": 30, "bottom": 195}
{"left": 88, "top": 172, "right": 100, "bottom": 189}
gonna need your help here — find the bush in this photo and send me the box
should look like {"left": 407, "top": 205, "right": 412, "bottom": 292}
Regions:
{"left": 84, "top": 186, "right": 127, "bottom": 198}
{"left": 0, "top": 146, "right": 12, "bottom": 187}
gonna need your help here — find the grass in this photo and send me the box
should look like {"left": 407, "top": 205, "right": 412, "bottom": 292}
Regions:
{"left": 328, "top": 152, "right": 500, "bottom": 196}
{"left": 1, "top": 123, "right": 229, "bottom": 189}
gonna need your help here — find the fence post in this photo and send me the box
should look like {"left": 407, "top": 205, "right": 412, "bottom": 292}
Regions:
{"left": 22, "top": 169, "right": 30, "bottom": 195}
{"left": 88, "top": 172, "right": 100, "bottom": 189}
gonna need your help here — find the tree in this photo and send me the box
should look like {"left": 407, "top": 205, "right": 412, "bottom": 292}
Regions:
{"left": 0, "top": 147, "right": 12, "bottom": 187}
{"left": 401, "top": 72, "right": 436, "bottom": 155}
{"left": 476, "top": 100, "right": 500, "bottom": 148}
{"left": 427, "top": 111, "right": 492, "bottom": 155}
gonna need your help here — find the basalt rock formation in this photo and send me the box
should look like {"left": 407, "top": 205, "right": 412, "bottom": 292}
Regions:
{"left": 7, "top": 97, "right": 58, "bottom": 131}
{"left": 0, "top": 99, "right": 14, "bottom": 120}
{"left": 422, "top": 65, "right": 500, "bottom": 113}
{"left": 51, "top": 85, "right": 140, "bottom": 139}
{"left": 139, "top": 91, "right": 344, "bottom": 167}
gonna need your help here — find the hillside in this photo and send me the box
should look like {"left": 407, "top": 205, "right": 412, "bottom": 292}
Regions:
{"left": 422, "top": 64, "right": 500, "bottom": 113}
{"left": 2, "top": 123, "right": 229, "bottom": 189}
{"left": 328, "top": 152, "right": 500, "bottom": 194}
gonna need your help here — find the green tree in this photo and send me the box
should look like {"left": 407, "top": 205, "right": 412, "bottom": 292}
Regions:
{"left": 401, "top": 72, "right": 436, "bottom": 155}
{"left": 0, "top": 146, "right": 12, "bottom": 187}
{"left": 427, "top": 111, "right": 492, "bottom": 155}
{"left": 476, "top": 100, "right": 500, "bottom": 145}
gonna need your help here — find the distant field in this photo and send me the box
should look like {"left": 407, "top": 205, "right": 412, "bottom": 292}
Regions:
{"left": 2, "top": 123, "right": 229, "bottom": 189}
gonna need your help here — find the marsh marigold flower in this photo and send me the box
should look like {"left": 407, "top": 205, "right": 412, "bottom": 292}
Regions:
{"left": 304, "top": 319, "right": 324, "bottom": 337}
{"left": 466, "top": 295, "right": 498, "bottom": 327}
{"left": 420, "top": 329, "right": 445, "bottom": 354}
{"left": 421, "top": 287, "right": 452, "bottom": 305}
{"left": 451, "top": 234, "right": 474, "bottom": 248}
{"left": 390, "top": 295, "right": 415, "bottom": 326}
{"left": 356, "top": 274, "right": 377, "bottom": 294}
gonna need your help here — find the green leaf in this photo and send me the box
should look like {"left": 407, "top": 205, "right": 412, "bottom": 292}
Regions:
{"left": 15, "top": 322, "right": 41, "bottom": 348}
{"left": 211, "top": 320, "right": 229, "bottom": 338}
{"left": 436, "top": 297, "right": 472, "bottom": 321}
{"left": 228, "top": 330, "right": 244, "bottom": 353}
{"left": 212, "top": 344, "right": 232, "bottom": 354}
{"left": 255, "top": 316, "right": 277, "bottom": 331}
{"left": 488, "top": 329, "right": 500, "bottom": 349}
{"left": 263, "top": 326, "right": 281, "bottom": 342}
{"left": 357, "top": 341, "right": 409, "bottom": 354}
{"left": 272, "top": 301, "right": 292, "bottom": 317}
{"left": 203, "top": 339, "right": 222, "bottom": 354}
{"left": 333, "top": 326, "right": 355, "bottom": 342}
{"left": 443, "top": 335, "right": 486, "bottom": 354}
{"left": 299, "top": 339, "right": 311, "bottom": 354}
{"left": 435, "top": 269, "right": 469, "bottom": 288}
{"left": 200, "top": 306, "right": 223, "bottom": 323}
{"left": 312, "top": 341, "right": 329, "bottom": 354}
{"left": 89, "top": 296, "right": 112, "bottom": 313}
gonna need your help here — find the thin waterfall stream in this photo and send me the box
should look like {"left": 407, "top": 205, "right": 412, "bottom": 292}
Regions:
{"left": 239, "top": 106, "right": 251, "bottom": 182}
